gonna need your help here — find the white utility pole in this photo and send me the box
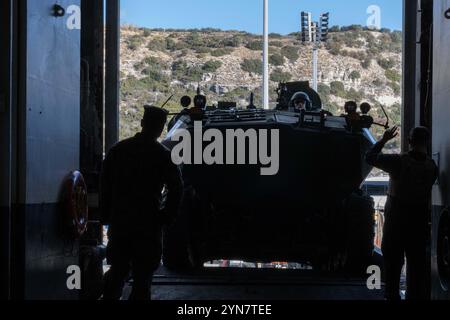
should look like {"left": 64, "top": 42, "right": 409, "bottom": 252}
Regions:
{"left": 263, "top": 0, "right": 269, "bottom": 109}
{"left": 312, "top": 47, "right": 318, "bottom": 91}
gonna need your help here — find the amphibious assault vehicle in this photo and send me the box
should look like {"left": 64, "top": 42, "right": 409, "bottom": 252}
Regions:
{"left": 161, "top": 81, "right": 380, "bottom": 274}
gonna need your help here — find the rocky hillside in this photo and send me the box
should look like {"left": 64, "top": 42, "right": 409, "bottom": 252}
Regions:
{"left": 120, "top": 25, "right": 402, "bottom": 148}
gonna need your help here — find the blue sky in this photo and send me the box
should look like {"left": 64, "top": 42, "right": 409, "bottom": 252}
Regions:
{"left": 121, "top": 0, "right": 403, "bottom": 34}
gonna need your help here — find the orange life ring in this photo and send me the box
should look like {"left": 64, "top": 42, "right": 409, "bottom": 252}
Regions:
{"left": 63, "top": 171, "right": 88, "bottom": 238}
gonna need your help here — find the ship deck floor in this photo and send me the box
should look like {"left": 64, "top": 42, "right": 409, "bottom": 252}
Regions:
{"left": 122, "top": 266, "right": 386, "bottom": 300}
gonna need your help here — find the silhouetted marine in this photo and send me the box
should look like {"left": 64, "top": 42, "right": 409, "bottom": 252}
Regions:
{"left": 100, "top": 106, "right": 183, "bottom": 300}
{"left": 366, "top": 126, "right": 438, "bottom": 300}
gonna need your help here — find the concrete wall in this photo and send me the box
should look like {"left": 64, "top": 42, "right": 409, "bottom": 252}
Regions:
{"left": 431, "top": 0, "right": 450, "bottom": 300}
{"left": 14, "top": 0, "right": 81, "bottom": 299}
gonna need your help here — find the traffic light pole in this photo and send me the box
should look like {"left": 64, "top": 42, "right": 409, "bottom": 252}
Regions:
{"left": 301, "top": 11, "right": 328, "bottom": 93}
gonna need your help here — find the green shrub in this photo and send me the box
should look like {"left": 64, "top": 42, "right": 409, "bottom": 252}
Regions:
{"left": 326, "top": 41, "right": 342, "bottom": 55}
{"left": 341, "top": 25, "right": 364, "bottom": 32}
{"left": 270, "top": 41, "right": 284, "bottom": 47}
{"left": 165, "top": 37, "right": 177, "bottom": 51}
{"left": 377, "top": 58, "right": 396, "bottom": 70}
{"left": 330, "top": 81, "right": 346, "bottom": 97}
{"left": 269, "top": 54, "right": 285, "bottom": 66}
{"left": 142, "top": 28, "right": 152, "bottom": 37}
{"left": 385, "top": 69, "right": 401, "bottom": 82}
{"left": 241, "top": 59, "right": 263, "bottom": 75}
{"left": 246, "top": 40, "right": 263, "bottom": 51}
{"left": 346, "top": 88, "right": 364, "bottom": 101}
{"left": 126, "top": 35, "right": 144, "bottom": 50}
{"left": 340, "top": 50, "right": 366, "bottom": 60}
{"left": 388, "top": 82, "right": 401, "bottom": 95}
{"left": 202, "top": 60, "right": 222, "bottom": 72}
{"left": 329, "top": 26, "right": 341, "bottom": 32}
{"left": 269, "top": 33, "right": 283, "bottom": 38}
{"left": 281, "top": 46, "right": 299, "bottom": 62}
{"left": 195, "top": 47, "right": 212, "bottom": 54}
{"left": 222, "top": 35, "right": 244, "bottom": 47}
{"left": 147, "top": 38, "right": 167, "bottom": 51}
{"left": 211, "top": 48, "right": 234, "bottom": 57}
{"left": 143, "top": 56, "right": 163, "bottom": 67}
{"left": 361, "top": 57, "right": 372, "bottom": 69}
{"left": 121, "top": 76, "right": 169, "bottom": 94}
{"left": 172, "top": 61, "right": 204, "bottom": 82}
{"left": 372, "top": 79, "right": 384, "bottom": 86}
{"left": 349, "top": 70, "right": 361, "bottom": 80}
{"left": 318, "top": 83, "right": 331, "bottom": 97}
{"left": 389, "top": 31, "right": 402, "bottom": 53}
{"left": 142, "top": 68, "right": 165, "bottom": 81}
{"left": 184, "top": 32, "right": 203, "bottom": 47}
{"left": 270, "top": 68, "right": 291, "bottom": 82}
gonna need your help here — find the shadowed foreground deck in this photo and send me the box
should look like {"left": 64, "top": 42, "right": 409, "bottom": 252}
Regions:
{"left": 121, "top": 266, "right": 386, "bottom": 300}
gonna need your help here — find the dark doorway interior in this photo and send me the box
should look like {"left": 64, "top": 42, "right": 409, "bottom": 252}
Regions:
{"left": 0, "top": 0, "right": 14, "bottom": 300}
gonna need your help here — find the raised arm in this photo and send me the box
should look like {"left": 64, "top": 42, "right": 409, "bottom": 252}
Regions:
{"left": 365, "top": 126, "right": 402, "bottom": 175}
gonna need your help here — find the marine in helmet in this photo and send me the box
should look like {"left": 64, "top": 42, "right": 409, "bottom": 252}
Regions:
{"left": 289, "top": 92, "right": 313, "bottom": 113}
{"left": 366, "top": 126, "right": 438, "bottom": 300}
{"left": 100, "top": 106, "right": 183, "bottom": 300}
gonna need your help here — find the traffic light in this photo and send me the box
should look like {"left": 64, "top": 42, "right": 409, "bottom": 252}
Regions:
{"left": 301, "top": 12, "right": 330, "bottom": 43}
{"left": 300, "top": 11, "right": 311, "bottom": 43}
{"left": 320, "top": 12, "right": 330, "bottom": 42}
{"left": 301, "top": 12, "right": 309, "bottom": 32}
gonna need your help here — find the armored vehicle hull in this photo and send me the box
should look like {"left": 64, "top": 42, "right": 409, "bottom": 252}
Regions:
{"left": 162, "top": 84, "right": 378, "bottom": 273}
